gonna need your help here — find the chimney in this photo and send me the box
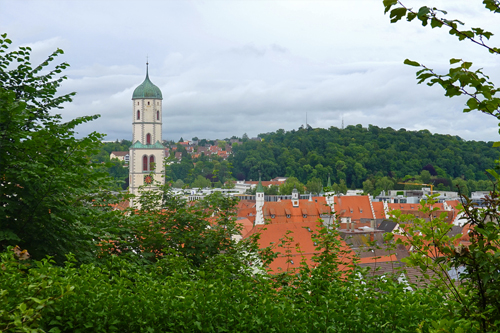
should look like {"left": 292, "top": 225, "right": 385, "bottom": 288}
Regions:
{"left": 371, "top": 219, "right": 376, "bottom": 229}
{"left": 349, "top": 218, "right": 354, "bottom": 232}
{"left": 346, "top": 217, "right": 350, "bottom": 231}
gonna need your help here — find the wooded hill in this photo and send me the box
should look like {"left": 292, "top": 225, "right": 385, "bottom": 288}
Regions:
{"left": 229, "top": 124, "right": 499, "bottom": 192}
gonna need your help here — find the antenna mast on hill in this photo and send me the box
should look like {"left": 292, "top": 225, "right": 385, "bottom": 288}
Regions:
{"left": 306, "top": 112, "right": 308, "bottom": 128}
{"left": 341, "top": 114, "right": 344, "bottom": 130}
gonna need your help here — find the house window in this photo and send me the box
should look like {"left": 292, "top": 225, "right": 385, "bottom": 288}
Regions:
{"left": 142, "top": 155, "right": 148, "bottom": 171}
{"left": 137, "top": 110, "right": 140, "bottom": 120}
{"left": 157, "top": 111, "right": 159, "bottom": 120}
{"left": 146, "top": 133, "right": 151, "bottom": 145}
{"left": 149, "top": 155, "right": 155, "bottom": 170}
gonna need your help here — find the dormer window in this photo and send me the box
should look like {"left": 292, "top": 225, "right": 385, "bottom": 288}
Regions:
{"left": 303, "top": 214, "right": 307, "bottom": 218}
{"left": 271, "top": 214, "right": 275, "bottom": 219}
{"left": 286, "top": 214, "right": 291, "bottom": 218}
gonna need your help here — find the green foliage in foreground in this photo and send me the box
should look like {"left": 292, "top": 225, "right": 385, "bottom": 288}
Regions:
{"left": 1, "top": 248, "right": 454, "bottom": 333}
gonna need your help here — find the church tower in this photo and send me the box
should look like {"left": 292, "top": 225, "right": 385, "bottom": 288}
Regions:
{"left": 129, "top": 64, "right": 165, "bottom": 204}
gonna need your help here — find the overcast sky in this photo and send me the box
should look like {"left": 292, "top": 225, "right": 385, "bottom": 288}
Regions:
{"left": 2, "top": 0, "right": 500, "bottom": 142}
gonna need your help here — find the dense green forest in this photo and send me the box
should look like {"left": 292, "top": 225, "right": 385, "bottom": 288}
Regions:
{"left": 229, "top": 125, "right": 498, "bottom": 194}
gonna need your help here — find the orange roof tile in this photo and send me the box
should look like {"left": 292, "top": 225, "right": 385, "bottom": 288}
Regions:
{"left": 372, "top": 201, "right": 386, "bottom": 219}
{"left": 246, "top": 221, "right": 354, "bottom": 273}
{"left": 334, "top": 195, "right": 375, "bottom": 221}
{"left": 263, "top": 198, "right": 331, "bottom": 224}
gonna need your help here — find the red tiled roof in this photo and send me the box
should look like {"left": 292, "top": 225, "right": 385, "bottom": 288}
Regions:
{"left": 235, "top": 218, "right": 254, "bottom": 238}
{"left": 372, "top": 201, "right": 386, "bottom": 219}
{"left": 246, "top": 221, "right": 354, "bottom": 273}
{"left": 387, "top": 202, "right": 456, "bottom": 224}
{"left": 263, "top": 198, "right": 331, "bottom": 224}
{"left": 334, "top": 195, "right": 375, "bottom": 222}
{"left": 110, "top": 151, "right": 128, "bottom": 156}
{"left": 236, "top": 200, "right": 256, "bottom": 224}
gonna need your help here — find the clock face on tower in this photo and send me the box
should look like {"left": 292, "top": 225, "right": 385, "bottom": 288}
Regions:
{"left": 144, "top": 175, "right": 153, "bottom": 185}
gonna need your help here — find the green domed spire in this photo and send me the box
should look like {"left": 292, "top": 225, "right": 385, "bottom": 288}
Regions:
{"left": 132, "top": 63, "right": 162, "bottom": 100}
{"left": 256, "top": 173, "right": 264, "bottom": 193}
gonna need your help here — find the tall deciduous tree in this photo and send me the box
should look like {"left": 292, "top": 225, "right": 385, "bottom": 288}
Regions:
{"left": 0, "top": 34, "right": 121, "bottom": 263}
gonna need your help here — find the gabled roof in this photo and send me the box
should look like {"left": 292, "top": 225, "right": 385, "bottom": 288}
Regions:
{"left": 262, "top": 197, "right": 331, "bottom": 224}
{"left": 334, "top": 195, "right": 375, "bottom": 221}
{"left": 110, "top": 151, "right": 128, "bottom": 156}
{"left": 371, "top": 201, "right": 386, "bottom": 219}
{"left": 378, "top": 220, "right": 398, "bottom": 233}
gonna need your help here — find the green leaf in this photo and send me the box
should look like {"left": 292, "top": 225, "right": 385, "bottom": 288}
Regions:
{"left": 390, "top": 7, "right": 407, "bottom": 23}
{"left": 466, "top": 98, "right": 478, "bottom": 109}
{"left": 383, "top": 0, "right": 398, "bottom": 14}
{"left": 404, "top": 59, "right": 421, "bottom": 67}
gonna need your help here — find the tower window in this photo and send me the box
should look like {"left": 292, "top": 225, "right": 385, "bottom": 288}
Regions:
{"left": 137, "top": 102, "right": 139, "bottom": 105}
{"left": 142, "top": 155, "right": 148, "bottom": 171}
{"left": 146, "top": 133, "right": 151, "bottom": 145}
{"left": 157, "top": 111, "right": 159, "bottom": 120}
{"left": 137, "top": 110, "right": 140, "bottom": 120}
{"left": 148, "top": 101, "right": 150, "bottom": 105}
{"left": 149, "top": 155, "right": 155, "bottom": 170}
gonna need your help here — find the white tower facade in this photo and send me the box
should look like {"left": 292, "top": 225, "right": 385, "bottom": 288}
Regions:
{"left": 255, "top": 176, "right": 265, "bottom": 225}
{"left": 129, "top": 64, "right": 165, "bottom": 204}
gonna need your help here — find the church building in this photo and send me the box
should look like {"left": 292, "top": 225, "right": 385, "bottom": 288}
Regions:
{"left": 129, "top": 64, "right": 165, "bottom": 204}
